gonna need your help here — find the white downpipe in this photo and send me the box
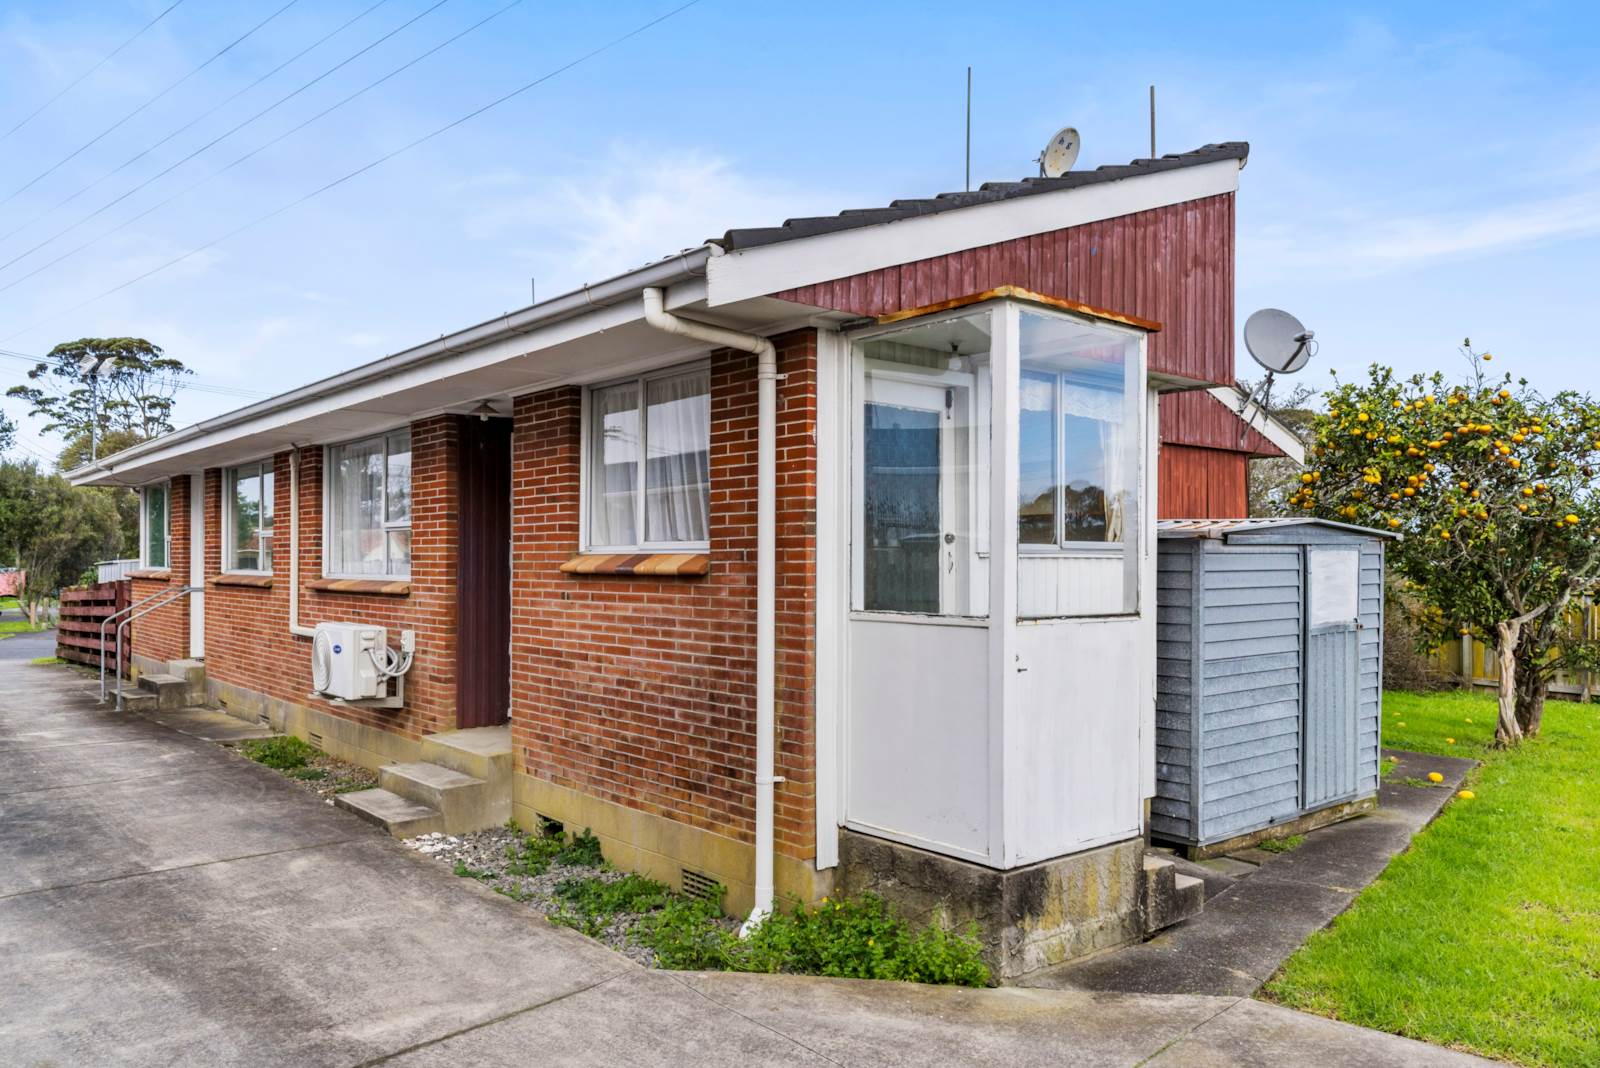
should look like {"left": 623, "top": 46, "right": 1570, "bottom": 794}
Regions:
{"left": 641, "top": 287, "right": 778, "bottom": 935}
{"left": 287, "top": 448, "right": 315, "bottom": 639}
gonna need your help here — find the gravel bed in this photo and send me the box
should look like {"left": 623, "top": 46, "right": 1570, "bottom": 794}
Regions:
{"left": 237, "top": 746, "right": 378, "bottom": 802}
{"left": 403, "top": 828, "right": 732, "bottom": 966}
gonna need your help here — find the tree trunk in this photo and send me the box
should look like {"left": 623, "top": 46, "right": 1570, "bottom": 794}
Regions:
{"left": 25, "top": 597, "right": 38, "bottom": 627}
{"left": 1514, "top": 643, "right": 1548, "bottom": 738}
{"left": 1493, "top": 620, "right": 1524, "bottom": 748}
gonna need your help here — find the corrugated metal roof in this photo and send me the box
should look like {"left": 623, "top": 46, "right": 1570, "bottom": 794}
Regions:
{"left": 1158, "top": 517, "right": 1399, "bottom": 540}
{"left": 713, "top": 143, "right": 1250, "bottom": 251}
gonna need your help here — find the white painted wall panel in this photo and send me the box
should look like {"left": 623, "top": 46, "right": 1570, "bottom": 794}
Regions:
{"left": 1017, "top": 555, "right": 1125, "bottom": 616}
{"left": 1008, "top": 616, "right": 1144, "bottom": 864}
{"left": 846, "top": 618, "right": 991, "bottom": 860}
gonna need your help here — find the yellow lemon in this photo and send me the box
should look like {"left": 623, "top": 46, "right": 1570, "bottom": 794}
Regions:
{"left": 1397, "top": 722, "right": 1407, "bottom": 728}
{"left": 1427, "top": 772, "right": 1444, "bottom": 783}
{"left": 1446, "top": 738, "right": 1457, "bottom": 745}
{"left": 1458, "top": 790, "right": 1476, "bottom": 800}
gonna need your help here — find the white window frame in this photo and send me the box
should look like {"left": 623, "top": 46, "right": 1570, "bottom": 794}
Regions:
{"left": 579, "top": 359, "right": 712, "bottom": 554}
{"left": 223, "top": 459, "right": 275, "bottom": 575}
{"left": 321, "top": 428, "right": 412, "bottom": 580}
{"left": 1015, "top": 309, "right": 1143, "bottom": 559}
{"left": 139, "top": 481, "right": 171, "bottom": 570}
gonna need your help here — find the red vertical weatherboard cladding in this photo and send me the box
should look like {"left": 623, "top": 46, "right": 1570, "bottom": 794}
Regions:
{"left": 509, "top": 330, "right": 819, "bottom": 862}
{"left": 775, "top": 193, "right": 1237, "bottom": 387}
{"left": 1159, "top": 445, "right": 1249, "bottom": 520}
{"left": 129, "top": 474, "right": 191, "bottom": 663}
{"left": 184, "top": 416, "right": 463, "bottom": 741}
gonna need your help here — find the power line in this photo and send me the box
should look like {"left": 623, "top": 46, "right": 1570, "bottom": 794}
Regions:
{"left": 0, "top": 349, "right": 270, "bottom": 400}
{"left": 0, "top": 1, "right": 187, "bottom": 147}
{"left": 0, "top": 0, "right": 703, "bottom": 346}
{"left": 0, "top": 0, "right": 394, "bottom": 250}
{"left": 0, "top": 0, "right": 303, "bottom": 211}
{"left": 0, "top": 0, "right": 505, "bottom": 292}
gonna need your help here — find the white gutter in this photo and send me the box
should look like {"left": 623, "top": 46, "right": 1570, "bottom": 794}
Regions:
{"left": 640, "top": 286, "right": 778, "bottom": 935}
{"left": 68, "top": 248, "right": 715, "bottom": 486}
{"left": 288, "top": 449, "right": 315, "bottom": 639}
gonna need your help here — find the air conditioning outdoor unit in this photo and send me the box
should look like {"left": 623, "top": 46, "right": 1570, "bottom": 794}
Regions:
{"left": 312, "top": 622, "right": 388, "bottom": 701}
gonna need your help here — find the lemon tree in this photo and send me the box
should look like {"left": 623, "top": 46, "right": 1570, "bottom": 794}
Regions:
{"left": 1295, "top": 345, "right": 1600, "bottom": 747}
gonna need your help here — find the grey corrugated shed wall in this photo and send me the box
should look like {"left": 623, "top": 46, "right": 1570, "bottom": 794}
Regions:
{"left": 1152, "top": 523, "right": 1386, "bottom": 846}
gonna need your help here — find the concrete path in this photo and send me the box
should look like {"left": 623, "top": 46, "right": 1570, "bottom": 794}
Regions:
{"left": 1023, "top": 750, "right": 1478, "bottom": 997}
{"left": 0, "top": 661, "right": 1494, "bottom": 1067}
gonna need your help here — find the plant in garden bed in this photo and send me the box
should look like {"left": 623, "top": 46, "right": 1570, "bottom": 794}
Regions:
{"left": 239, "top": 735, "right": 317, "bottom": 770}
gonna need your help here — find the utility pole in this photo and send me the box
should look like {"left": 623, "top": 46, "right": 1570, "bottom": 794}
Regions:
{"left": 79, "top": 354, "right": 110, "bottom": 461}
{"left": 965, "top": 66, "right": 972, "bottom": 192}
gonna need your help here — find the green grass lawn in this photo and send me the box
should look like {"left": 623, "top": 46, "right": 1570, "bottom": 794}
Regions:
{"left": 1265, "top": 688, "right": 1600, "bottom": 1066}
{"left": 0, "top": 618, "right": 48, "bottom": 638}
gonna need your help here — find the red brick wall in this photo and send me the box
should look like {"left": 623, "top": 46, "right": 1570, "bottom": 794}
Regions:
{"left": 185, "top": 416, "right": 463, "bottom": 741}
{"left": 130, "top": 475, "right": 191, "bottom": 664}
{"left": 510, "top": 330, "right": 819, "bottom": 861}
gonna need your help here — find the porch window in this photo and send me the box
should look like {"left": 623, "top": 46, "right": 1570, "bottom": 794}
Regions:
{"left": 140, "top": 482, "right": 169, "bottom": 569}
{"left": 1016, "top": 309, "right": 1142, "bottom": 616}
{"left": 585, "top": 364, "right": 710, "bottom": 551}
{"left": 224, "top": 461, "right": 274, "bottom": 573}
{"left": 852, "top": 311, "right": 992, "bottom": 617}
{"left": 326, "top": 430, "right": 412, "bottom": 578}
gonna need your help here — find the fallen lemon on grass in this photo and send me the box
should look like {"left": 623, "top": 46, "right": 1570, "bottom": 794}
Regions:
{"left": 1427, "top": 772, "right": 1445, "bottom": 783}
{"left": 1458, "top": 790, "right": 1476, "bottom": 800}
{"left": 1397, "top": 722, "right": 1407, "bottom": 728}
{"left": 1446, "top": 737, "right": 1457, "bottom": 745}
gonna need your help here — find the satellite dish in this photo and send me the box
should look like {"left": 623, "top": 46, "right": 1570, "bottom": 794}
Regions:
{"left": 1038, "top": 126, "right": 1081, "bottom": 178}
{"left": 1244, "top": 308, "right": 1315, "bottom": 374}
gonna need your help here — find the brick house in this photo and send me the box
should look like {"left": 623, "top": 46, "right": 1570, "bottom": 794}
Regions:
{"left": 76, "top": 142, "right": 1294, "bottom": 978}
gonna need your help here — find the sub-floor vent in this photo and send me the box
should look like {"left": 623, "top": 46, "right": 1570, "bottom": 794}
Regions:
{"left": 680, "top": 869, "right": 719, "bottom": 901}
{"left": 307, "top": 730, "right": 323, "bottom": 747}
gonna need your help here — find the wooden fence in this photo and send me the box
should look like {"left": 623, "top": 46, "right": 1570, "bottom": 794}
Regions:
{"left": 1428, "top": 599, "right": 1600, "bottom": 699}
{"left": 55, "top": 581, "right": 132, "bottom": 672}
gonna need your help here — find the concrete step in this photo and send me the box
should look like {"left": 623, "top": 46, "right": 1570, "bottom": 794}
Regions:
{"left": 166, "top": 658, "right": 208, "bottom": 705}
{"left": 379, "top": 761, "right": 502, "bottom": 833}
{"left": 1142, "top": 853, "right": 1205, "bottom": 934}
{"left": 419, "top": 725, "right": 511, "bottom": 785}
{"left": 136, "top": 672, "right": 189, "bottom": 711}
{"left": 116, "top": 687, "right": 158, "bottom": 713}
{"left": 334, "top": 788, "right": 444, "bottom": 838}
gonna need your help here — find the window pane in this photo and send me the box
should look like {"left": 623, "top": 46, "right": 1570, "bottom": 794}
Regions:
{"left": 329, "top": 439, "right": 385, "bottom": 575}
{"left": 144, "top": 486, "right": 167, "bottom": 568}
{"left": 645, "top": 370, "right": 710, "bottom": 543}
{"left": 854, "top": 311, "right": 991, "bottom": 617}
{"left": 1018, "top": 371, "right": 1057, "bottom": 545}
{"left": 385, "top": 431, "right": 411, "bottom": 524}
{"left": 386, "top": 529, "right": 412, "bottom": 575}
{"left": 1018, "top": 311, "right": 1140, "bottom": 618}
{"left": 590, "top": 383, "right": 639, "bottom": 547}
{"left": 259, "top": 466, "right": 274, "bottom": 572}
{"left": 232, "top": 468, "right": 261, "bottom": 570}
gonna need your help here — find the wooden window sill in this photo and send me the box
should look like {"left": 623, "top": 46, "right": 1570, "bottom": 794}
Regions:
{"left": 305, "top": 577, "right": 411, "bottom": 596}
{"left": 127, "top": 569, "right": 171, "bottom": 581}
{"left": 208, "top": 574, "right": 274, "bottom": 589}
{"left": 559, "top": 552, "right": 710, "bottom": 577}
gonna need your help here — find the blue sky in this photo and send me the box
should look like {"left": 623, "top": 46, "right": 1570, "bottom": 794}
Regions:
{"left": 0, "top": 1, "right": 1596, "bottom": 461}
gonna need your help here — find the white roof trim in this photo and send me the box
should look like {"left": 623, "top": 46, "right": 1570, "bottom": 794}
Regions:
{"left": 704, "top": 159, "right": 1242, "bottom": 307}
{"left": 1208, "top": 386, "right": 1306, "bottom": 464}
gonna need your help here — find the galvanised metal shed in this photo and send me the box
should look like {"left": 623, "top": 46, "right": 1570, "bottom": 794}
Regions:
{"left": 1152, "top": 518, "right": 1397, "bottom": 853}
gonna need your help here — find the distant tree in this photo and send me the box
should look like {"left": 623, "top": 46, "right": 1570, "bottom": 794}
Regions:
{"left": 5, "top": 337, "right": 189, "bottom": 466}
{"left": 0, "top": 409, "right": 14, "bottom": 456}
{"left": 1240, "top": 377, "right": 1318, "bottom": 516}
{"left": 0, "top": 461, "right": 121, "bottom": 624}
{"left": 1292, "top": 345, "right": 1600, "bottom": 747}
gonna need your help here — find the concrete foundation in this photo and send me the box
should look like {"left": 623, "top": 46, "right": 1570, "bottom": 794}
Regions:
{"left": 207, "top": 675, "right": 422, "bottom": 772}
{"left": 835, "top": 831, "right": 1150, "bottom": 981}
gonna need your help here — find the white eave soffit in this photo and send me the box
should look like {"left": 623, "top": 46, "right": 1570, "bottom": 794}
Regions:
{"left": 703, "top": 159, "right": 1242, "bottom": 307}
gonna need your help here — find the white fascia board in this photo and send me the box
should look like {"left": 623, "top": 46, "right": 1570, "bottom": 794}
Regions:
{"left": 704, "top": 160, "right": 1242, "bottom": 308}
{"left": 73, "top": 279, "right": 711, "bottom": 486}
{"left": 1208, "top": 386, "right": 1306, "bottom": 464}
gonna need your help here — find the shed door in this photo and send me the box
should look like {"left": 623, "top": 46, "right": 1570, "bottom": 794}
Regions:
{"left": 1303, "top": 547, "right": 1360, "bottom": 807}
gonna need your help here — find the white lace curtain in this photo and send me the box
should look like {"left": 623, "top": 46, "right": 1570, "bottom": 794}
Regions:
{"left": 645, "top": 370, "right": 710, "bottom": 544}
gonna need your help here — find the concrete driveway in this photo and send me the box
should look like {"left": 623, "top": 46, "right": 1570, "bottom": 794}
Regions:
{"left": 0, "top": 660, "right": 1494, "bottom": 1067}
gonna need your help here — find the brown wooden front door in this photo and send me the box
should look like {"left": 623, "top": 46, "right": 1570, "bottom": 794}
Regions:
{"left": 455, "top": 415, "right": 512, "bottom": 728}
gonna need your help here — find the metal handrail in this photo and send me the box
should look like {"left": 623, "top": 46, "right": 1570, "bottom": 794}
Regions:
{"left": 99, "top": 585, "right": 195, "bottom": 703}
{"left": 109, "top": 586, "right": 201, "bottom": 711}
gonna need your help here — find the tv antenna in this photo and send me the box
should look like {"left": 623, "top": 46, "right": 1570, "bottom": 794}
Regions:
{"left": 1037, "top": 126, "right": 1080, "bottom": 177}
{"left": 1238, "top": 308, "right": 1316, "bottom": 445}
